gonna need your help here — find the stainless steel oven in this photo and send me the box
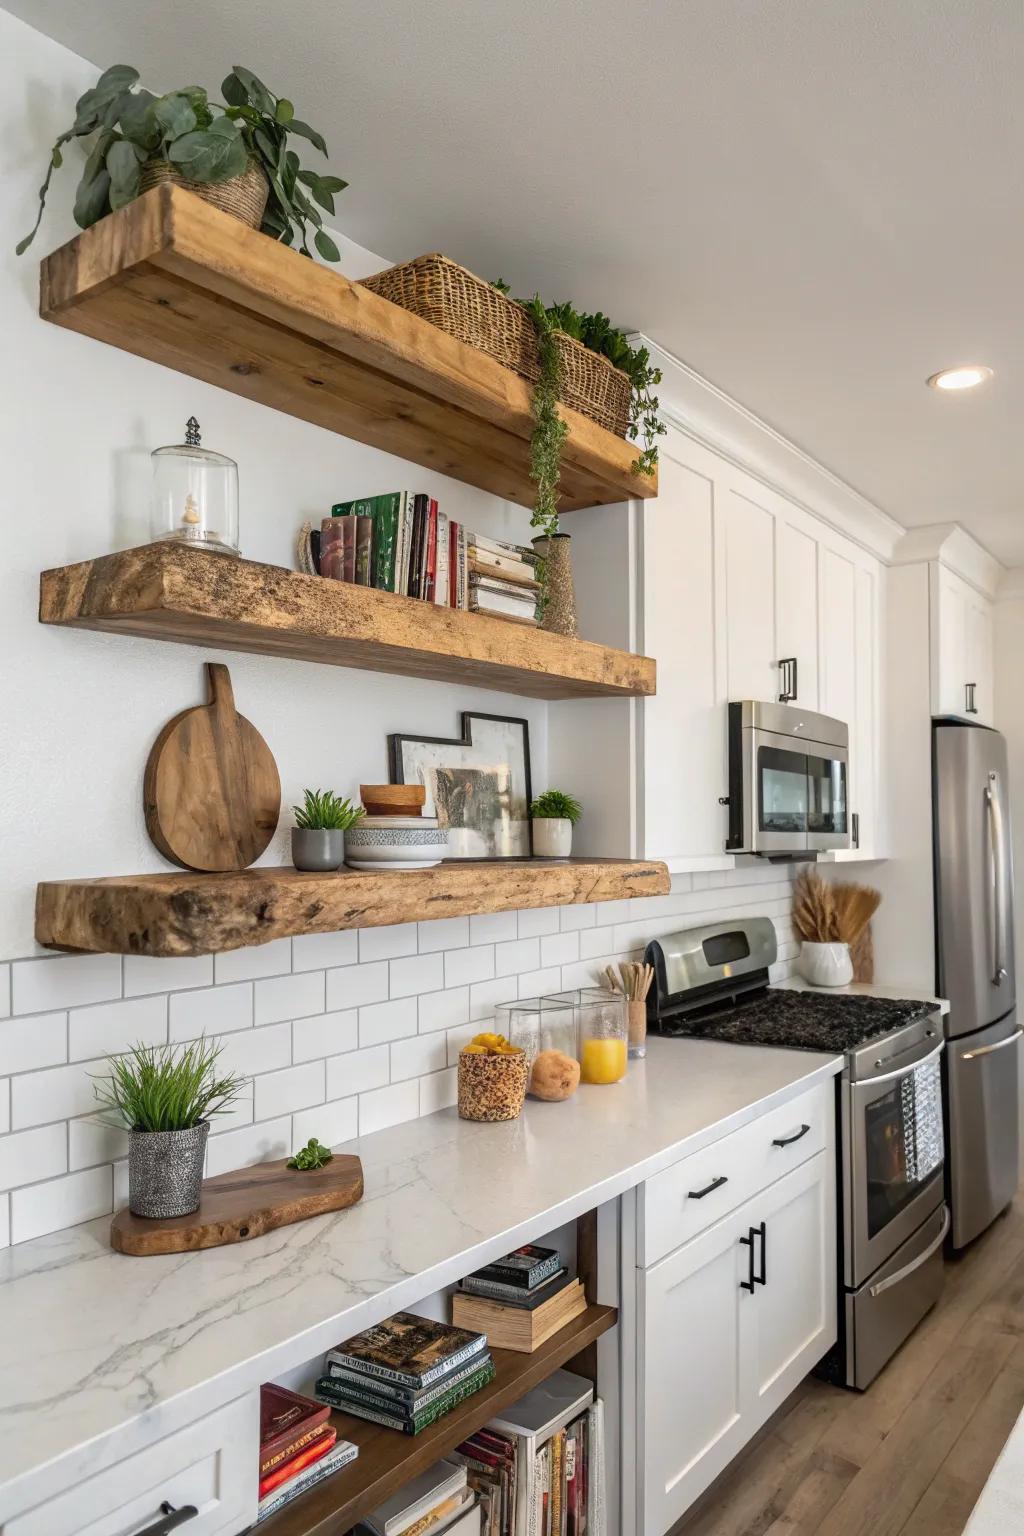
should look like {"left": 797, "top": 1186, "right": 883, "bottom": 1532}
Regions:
{"left": 725, "top": 700, "right": 850, "bottom": 855}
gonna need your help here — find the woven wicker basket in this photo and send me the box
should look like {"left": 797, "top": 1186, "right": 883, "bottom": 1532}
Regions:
{"left": 360, "top": 254, "right": 631, "bottom": 438}
{"left": 139, "top": 157, "right": 269, "bottom": 229}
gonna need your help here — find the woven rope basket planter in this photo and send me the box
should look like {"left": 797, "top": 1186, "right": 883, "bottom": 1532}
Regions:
{"left": 139, "top": 157, "right": 270, "bottom": 229}
{"left": 361, "top": 254, "right": 632, "bottom": 438}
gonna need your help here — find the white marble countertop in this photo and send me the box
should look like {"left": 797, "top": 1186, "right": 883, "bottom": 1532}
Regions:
{"left": 963, "top": 1405, "right": 1024, "bottom": 1533}
{"left": 0, "top": 1037, "right": 841, "bottom": 1520}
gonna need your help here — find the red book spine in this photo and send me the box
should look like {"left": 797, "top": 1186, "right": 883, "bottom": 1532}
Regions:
{"left": 424, "top": 500, "right": 438, "bottom": 601}
{"left": 258, "top": 1427, "right": 337, "bottom": 1498}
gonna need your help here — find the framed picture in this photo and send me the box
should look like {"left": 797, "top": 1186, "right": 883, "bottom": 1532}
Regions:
{"left": 388, "top": 712, "right": 533, "bottom": 860}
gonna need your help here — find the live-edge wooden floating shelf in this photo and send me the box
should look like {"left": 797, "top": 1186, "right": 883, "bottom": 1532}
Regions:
{"left": 39, "top": 184, "right": 657, "bottom": 511}
{"left": 258, "top": 1305, "right": 617, "bottom": 1536}
{"left": 35, "top": 859, "right": 671, "bottom": 957}
{"left": 39, "top": 544, "right": 656, "bottom": 700}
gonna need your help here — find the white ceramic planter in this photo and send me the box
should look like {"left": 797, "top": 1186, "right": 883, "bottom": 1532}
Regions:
{"left": 799, "top": 941, "right": 853, "bottom": 987}
{"left": 532, "top": 817, "right": 573, "bottom": 858}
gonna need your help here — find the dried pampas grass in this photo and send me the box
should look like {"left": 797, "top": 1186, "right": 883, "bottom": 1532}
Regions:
{"left": 792, "top": 868, "right": 837, "bottom": 944}
{"left": 792, "top": 869, "right": 882, "bottom": 982}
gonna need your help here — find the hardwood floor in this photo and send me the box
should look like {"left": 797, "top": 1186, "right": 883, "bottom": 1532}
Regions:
{"left": 677, "top": 1198, "right": 1024, "bottom": 1536}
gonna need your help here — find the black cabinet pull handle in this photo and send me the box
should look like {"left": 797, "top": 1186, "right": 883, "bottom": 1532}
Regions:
{"left": 134, "top": 1504, "right": 198, "bottom": 1536}
{"left": 772, "top": 1123, "right": 811, "bottom": 1148}
{"left": 739, "top": 1226, "right": 757, "bottom": 1292}
{"left": 777, "top": 657, "right": 798, "bottom": 703}
{"left": 688, "top": 1175, "right": 728, "bottom": 1200}
{"left": 755, "top": 1220, "right": 767, "bottom": 1286}
{"left": 966, "top": 682, "right": 979, "bottom": 715}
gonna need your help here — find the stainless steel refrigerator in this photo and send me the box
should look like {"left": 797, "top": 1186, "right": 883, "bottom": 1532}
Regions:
{"left": 934, "top": 721, "right": 1021, "bottom": 1249}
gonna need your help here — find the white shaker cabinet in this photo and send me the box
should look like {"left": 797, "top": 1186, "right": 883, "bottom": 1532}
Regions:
{"left": 931, "top": 564, "right": 994, "bottom": 725}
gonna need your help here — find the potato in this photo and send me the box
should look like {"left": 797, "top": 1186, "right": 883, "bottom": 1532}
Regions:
{"left": 529, "top": 1049, "right": 581, "bottom": 1101}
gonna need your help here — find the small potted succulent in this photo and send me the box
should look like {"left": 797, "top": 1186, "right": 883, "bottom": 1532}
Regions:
{"left": 292, "top": 789, "right": 363, "bottom": 871}
{"left": 287, "top": 1137, "right": 333, "bottom": 1170}
{"left": 529, "top": 789, "right": 582, "bottom": 859}
{"left": 93, "top": 1038, "right": 245, "bottom": 1219}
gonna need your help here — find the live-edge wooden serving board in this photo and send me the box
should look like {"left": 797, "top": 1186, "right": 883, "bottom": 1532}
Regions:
{"left": 110, "top": 1153, "right": 364, "bottom": 1255}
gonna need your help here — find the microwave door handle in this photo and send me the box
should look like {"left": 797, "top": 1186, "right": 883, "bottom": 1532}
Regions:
{"left": 986, "top": 773, "right": 1009, "bottom": 985}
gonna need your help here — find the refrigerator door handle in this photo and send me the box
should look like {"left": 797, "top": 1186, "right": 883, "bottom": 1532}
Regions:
{"left": 961, "top": 1028, "right": 1024, "bottom": 1061}
{"left": 986, "top": 772, "right": 1009, "bottom": 985}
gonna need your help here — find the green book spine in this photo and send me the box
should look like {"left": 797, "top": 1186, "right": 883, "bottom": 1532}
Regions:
{"left": 372, "top": 492, "right": 401, "bottom": 592}
{"left": 316, "top": 1360, "right": 495, "bottom": 1435}
{"left": 331, "top": 501, "right": 356, "bottom": 517}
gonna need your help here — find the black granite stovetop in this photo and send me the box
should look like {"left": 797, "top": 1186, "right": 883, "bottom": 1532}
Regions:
{"left": 654, "top": 988, "right": 937, "bottom": 1054}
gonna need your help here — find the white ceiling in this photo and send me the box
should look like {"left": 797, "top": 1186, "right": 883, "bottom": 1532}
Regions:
{"left": 10, "top": 0, "right": 1024, "bottom": 562}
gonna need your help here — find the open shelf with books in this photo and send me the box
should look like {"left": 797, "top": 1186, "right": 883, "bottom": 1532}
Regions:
{"left": 39, "top": 543, "right": 656, "bottom": 700}
{"left": 258, "top": 1304, "right": 616, "bottom": 1536}
{"left": 39, "top": 185, "right": 657, "bottom": 512}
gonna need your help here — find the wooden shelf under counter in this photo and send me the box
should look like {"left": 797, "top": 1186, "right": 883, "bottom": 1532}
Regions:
{"left": 259, "top": 1304, "right": 617, "bottom": 1536}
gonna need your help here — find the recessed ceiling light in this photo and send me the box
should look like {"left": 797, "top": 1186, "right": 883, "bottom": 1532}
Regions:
{"left": 926, "top": 365, "right": 994, "bottom": 391}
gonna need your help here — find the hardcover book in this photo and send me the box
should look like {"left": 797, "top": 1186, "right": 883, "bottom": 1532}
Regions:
{"left": 259, "top": 1421, "right": 335, "bottom": 1479}
{"left": 474, "top": 1246, "right": 561, "bottom": 1291}
{"left": 256, "top": 1439, "right": 359, "bottom": 1523}
{"left": 258, "top": 1426, "right": 337, "bottom": 1498}
{"left": 259, "top": 1383, "right": 331, "bottom": 1468}
{"left": 327, "top": 1313, "right": 488, "bottom": 1389}
{"left": 453, "top": 1279, "right": 586, "bottom": 1354}
{"left": 321, "top": 1358, "right": 493, "bottom": 1423}
{"left": 326, "top": 1352, "right": 492, "bottom": 1409}
{"left": 459, "top": 1269, "right": 570, "bottom": 1307}
{"left": 470, "top": 533, "right": 538, "bottom": 564}
{"left": 467, "top": 553, "right": 538, "bottom": 588}
{"left": 355, "top": 513, "right": 374, "bottom": 585}
{"left": 373, "top": 492, "right": 402, "bottom": 592}
{"left": 317, "top": 1358, "right": 495, "bottom": 1434}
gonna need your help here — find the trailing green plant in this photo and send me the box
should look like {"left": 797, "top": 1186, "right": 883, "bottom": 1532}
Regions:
{"left": 523, "top": 295, "right": 570, "bottom": 544}
{"left": 529, "top": 789, "right": 583, "bottom": 824}
{"left": 17, "top": 62, "right": 346, "bottom": 260}
{"left": 288, "top": 1137, "right": 334, "bottom": 1170}
{"left": 92, "top": 1038, "right": 245, "bottom": 1132}
{"left": 293, "top": 788, "right": 363, "bottom": 831}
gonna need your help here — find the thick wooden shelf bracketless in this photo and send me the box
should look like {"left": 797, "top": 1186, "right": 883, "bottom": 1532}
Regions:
{"left": 39, "top": 544, "right": 656, "bottom": 700}
{"left": 39, "top": 185, "right": 657, "bottom": 511}
{"left": 35, "top": 859, "right": 671, "bottom": 958}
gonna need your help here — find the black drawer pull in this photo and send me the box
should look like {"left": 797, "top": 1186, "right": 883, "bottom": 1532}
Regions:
{"left": 688, "top": 1175, "right": 728, "bottom": 1200}
{"left": 755, "top": 1220, "right": 767, "bottom": 1286}
{"left": 772, "top": 1123, "right": 811, "bottom": 1149}
{"left": 135, "top": 1504, "right": 199, "bottom": 1536}
{"left": 739, "top": 1226, "right": 757, "bottom": 1292}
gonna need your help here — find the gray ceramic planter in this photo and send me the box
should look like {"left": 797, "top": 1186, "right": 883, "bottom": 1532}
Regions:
{"left": 291, "top": 827, "right": 344, "bottom": 871}
{"left": 129, "top": 1121, "right": 209, "bottom": 1219}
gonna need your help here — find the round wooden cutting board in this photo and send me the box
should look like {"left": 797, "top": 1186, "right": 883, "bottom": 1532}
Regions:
{"left": 144, "top": 662, "right": 281, "bottom": 872}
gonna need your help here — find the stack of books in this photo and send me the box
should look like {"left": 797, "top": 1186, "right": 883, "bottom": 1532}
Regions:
{"left": 358, "top": 1458, "right": 480, "bottom": 1536}
{"left": 452, "top": 1247, "right": 587, "bottom": 1354}
{"left": 316, "top": 1312, "right": 495, "bottom": 1436}
{"left": 311, "top": 494, "right": 540, "bottom": 627}
{"left": 257, "top": 1383, "right": 358, "bottom": 1524}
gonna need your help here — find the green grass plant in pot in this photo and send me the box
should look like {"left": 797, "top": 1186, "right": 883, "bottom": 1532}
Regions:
{"left": 93, "top": 1039, "right": 246, "bottom": 1219}
{"left": 530, "top": 789, "right": 582, "bottom": 859}
{"left": 292, "top": 788, "right": 363, "bottom": 871}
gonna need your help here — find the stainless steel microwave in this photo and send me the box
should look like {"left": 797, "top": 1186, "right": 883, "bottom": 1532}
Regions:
{"left": 725, "top": 700, "right": 850, "bottom": 856}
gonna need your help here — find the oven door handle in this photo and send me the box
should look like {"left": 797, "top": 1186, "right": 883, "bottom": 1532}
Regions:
{"left": 867, "top": 1208, "right": 949, "bottom": 1298}
{"left": 961, "top": 1028, "right": 1024, "bottom": 1061}
{"left": 854, "top": 1040, "right": 944, "bottom": 1090}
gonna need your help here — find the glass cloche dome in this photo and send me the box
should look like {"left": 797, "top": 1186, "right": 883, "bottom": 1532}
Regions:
{"left": 150, "top": 416, "right": 239, "bottom": 555}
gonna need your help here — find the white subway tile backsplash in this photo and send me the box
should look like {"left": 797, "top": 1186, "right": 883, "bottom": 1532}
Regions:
{"left": 359, "top": 998, "right": 418, "bottom": 1048}
{"left": 293, "top": 1096, "right": 357, "bottom": 1151}
{"left": 205, "top": 1117, "right": 291, "bottom": 1177}
{"left": 420, "top": 1067, "right": 458, "bottom": 1115}
{"left": 445, "top": 946, "right": 494, "bottom": 989}
{"left": 560, "top": 904, "right": 596, "bottom": 932}
{"left": 418, "top": 917, "right": 469, "bottom": 953}
{"left": 12, "top": 955, "right": 121, "bottom": 1015}
{"left": 168, "top": 983, "right": 252, "bottom": 1043}
{"left": 516, "top": 908, "right": 560, "bottom": 939}
{"left": 517, "top": 968, "right": 562, "bottom": 999}
{"left": 446, "top": 1023, "right": 478, "bottom": 1066}
{"left": 0, "top": 964, "right": 10, "bottom": 1020}
{"left": 207, "top": 1091, "right": 255, "bottom": 1137}
{"left": 10, "top": 1166, "right": 112, "bottom": 1244}
{"left": 470, "top": 979, "right": 514, "bottom": 1021}
{"left": 390, "top": 1034, "right": 447, "bottom": 1083}
{"left": 578, "top": 927, "right": 618, "bottom": 961}
{"left": 358, "top": 924, "right": 418, "bottom": 962}
{"left": 293, "top": 931, "right": 359, "bottom": 972}
{"left": 495, "top": 938, "right": 540, "bottom": 978}
{"left": 469, "top": 912, "right": 517, "bottom": 945}
{"left": 123, "top": 955, "right": 212, "bottom": 997}
{"left": 389, "top": 953, "right": 445, "bottom": 999}
{"left": 254, "top": 1061, "right": 325, "bottom": 1121}
{"left": 0, "top": 1124, "right": 67, "bottom": 1191}
{"left": 0, "top": 1011, "right": 67, "bottom": 1076}
{"left": 0, "top": 1079, "right": 8, "bottom": 1134}
{"left": 69, "top": 996, "right": 167, "bottom": 1061}
{"left": 214, "top": 939, "right": 292, "bottom": 984}
{"left": 540, "top": 932, "right": 579, "bottom": 967}
{"left": 69, "top": 1117, "right": 129, "bottom": 1171}
{"left": 113, "top": 1159, "right": 129, "bottom": 1212}
{"left": 327, "top": 961, "right": 389, "bottom": 1011}
{"left": 216, "top": 1023, "right": 292, "bottom": 1079}
{"left": 327, "top": 1044, "right": 389, "bottom": 1099}
{"left": 359, "top": 1080, "right": 419, "bottom": 1136}
{"left": 294, "top": 1010, "right": 358, "bottom": 1064}
{"left": 0, "top": 1195, "right": 8, "bottom": 1248}
{"left": 12, "top": 1062, "right": 99, "bottom": 1129}
{"left": 254, "top": 971, "right": 325, "bottom": 1026}
{"left": 418, "top": 987, "right": 470, "bottom": 1035}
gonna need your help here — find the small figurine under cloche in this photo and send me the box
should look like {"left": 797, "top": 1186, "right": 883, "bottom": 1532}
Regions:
{"left": 150, "top": 417, "right": 239, "bottom": 556}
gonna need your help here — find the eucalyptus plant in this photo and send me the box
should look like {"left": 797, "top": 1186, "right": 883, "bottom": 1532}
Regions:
{"left": 17, "top": 62, "right": 345, "bottom": 260}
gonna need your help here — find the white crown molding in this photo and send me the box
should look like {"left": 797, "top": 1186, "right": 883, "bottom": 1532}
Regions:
{"left": 631, "top": 333, "right": 905, "bottom": 561}
{"left": 890, "top": 523, "right": 1004, "bottom": 598}
{"left": 996, "top": 565, "right": 1024, "bottom": 603}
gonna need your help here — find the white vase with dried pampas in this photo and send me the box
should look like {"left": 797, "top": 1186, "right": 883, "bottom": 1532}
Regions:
{"left": 792, "top": 869, "right": 882, "bottom": 987}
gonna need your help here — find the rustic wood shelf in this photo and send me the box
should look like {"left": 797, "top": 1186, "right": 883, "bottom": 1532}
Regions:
{"left": 39, "top": 544, "right": 656, "bottom": 700}
{"left": 260, "top": 1304, "right": 617, "bottom": 1536}
{"left": 35, "top": 858, "right": 671, "bottom": 957}
{"left": 39, "top": 185, "right": 656, "bottom": 511}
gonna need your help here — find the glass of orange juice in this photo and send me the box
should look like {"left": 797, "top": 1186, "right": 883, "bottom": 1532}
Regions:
{"left": 546, "top": 989, "right": 628, "bottom": 1084}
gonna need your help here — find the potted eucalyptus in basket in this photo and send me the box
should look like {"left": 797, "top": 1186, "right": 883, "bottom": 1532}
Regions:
{"left": 17, "top": 63, "right": 345, "bottom": 259}
{"left": 291, "top": 788, "right": 363, "bottom": 872}
{"left": 530, "top": 789, "right": 582, "bottom": 859}
{"left": 93, "top": 1039, "right": 246, "bottom": 1219}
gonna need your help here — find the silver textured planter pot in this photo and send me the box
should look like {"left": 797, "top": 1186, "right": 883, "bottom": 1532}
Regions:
{"left": 129, "top": 1121, "right": 209, "bottom": 1219}
{"left": 292, "top": 827, "right": 344, "bottom": 871}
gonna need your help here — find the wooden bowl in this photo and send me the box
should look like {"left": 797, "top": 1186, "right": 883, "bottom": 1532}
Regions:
{"left": 360, "top": 783, "right": 426, "bottom": 817}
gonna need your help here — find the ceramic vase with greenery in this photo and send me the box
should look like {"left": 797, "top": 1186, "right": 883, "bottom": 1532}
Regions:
{"left": 94, "top": 1039, "right": 245, "bottom": 1219}
{"left": 18, "top": 63, "right": 345, "bottom": 259}
{"left": 530, "top": 789, "right": 582, "bottom": 859}
{"left": 291, "top": 789, "right": 363, "bottom": 871}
